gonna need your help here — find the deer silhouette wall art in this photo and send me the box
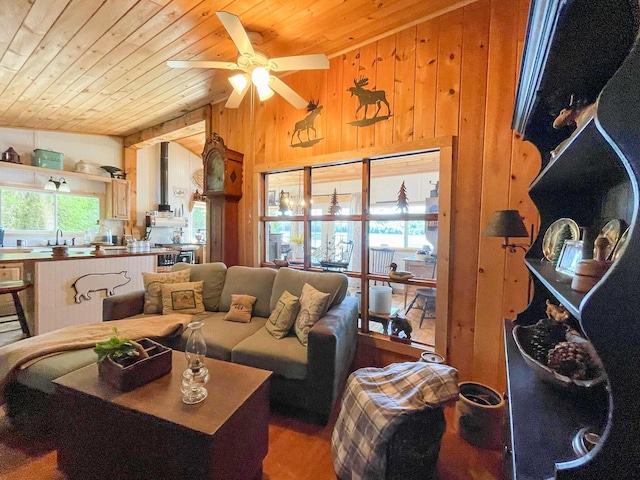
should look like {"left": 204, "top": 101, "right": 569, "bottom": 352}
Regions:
{"left": 291, "top": 99, "right": 324, "bottom": 148}
{"left": 347, "top": 77, "right": 391, "bottom": 126}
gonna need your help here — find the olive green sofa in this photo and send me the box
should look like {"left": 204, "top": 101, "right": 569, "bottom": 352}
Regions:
{"left": 5, "top": 264, "right": 358, "bottom": 425}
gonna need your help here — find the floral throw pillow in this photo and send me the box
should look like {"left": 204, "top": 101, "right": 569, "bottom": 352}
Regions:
{"left": 142, "top": 269, "right": 191, "bottom": 314}
{"left": 161, "top": 281, "right": 205, "bottom": 315}
{"left": 224, "top": 294, "right": 257, "bottom": 323}
{"left": 294, "top": 283, "right": 330, "bottom": 346}
{"left": 266, "top": 290, "right": 300, "bottom": 339}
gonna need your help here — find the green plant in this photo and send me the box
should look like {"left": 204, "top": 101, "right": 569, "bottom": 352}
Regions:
{"left": 94, "top": 328, "right": 139, "bottom": 364}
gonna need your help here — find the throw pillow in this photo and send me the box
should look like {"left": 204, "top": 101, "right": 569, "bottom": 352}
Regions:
{"left": 294, "top": 283, "right": 331, "bottom": 346}
{"left": 161, "top": 281, "right": 205, "bottom": 315}
{"left": 265, "top": 290, "right": 300, "bottom": 339}
{"left": 224, "top": 294, "right": 257, "bottom": 323}
{"left": 142, "top": 269, "right": 191, "bottom": 314}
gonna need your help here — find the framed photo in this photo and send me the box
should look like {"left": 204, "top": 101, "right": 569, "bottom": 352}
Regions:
{"left": 556, "top": 240, "right": 583, "bottom": 279}
{"left": 268, "top": 190, "right": 276, "bottom": 206}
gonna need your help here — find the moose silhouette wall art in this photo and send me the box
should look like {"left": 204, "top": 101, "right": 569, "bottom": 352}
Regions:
{"left": 347, "top": 76, "right": 392, "bottom": 126}
{"left": 291, "top": 99, "right": 324, "bottom": 148}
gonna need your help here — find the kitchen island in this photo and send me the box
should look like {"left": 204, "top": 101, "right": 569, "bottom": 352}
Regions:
{"left": 0, "top": 248, "right": 173, "bottom": 336}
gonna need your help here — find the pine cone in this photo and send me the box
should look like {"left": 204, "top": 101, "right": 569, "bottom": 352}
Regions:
{"left": 547, "top": 341, "right": 597, "bottom": 380}
{"left": 529, "top": 321, "right": 566, "bottom": 365}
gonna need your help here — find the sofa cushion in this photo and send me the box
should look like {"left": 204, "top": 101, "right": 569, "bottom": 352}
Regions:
{"left": 15, "top": 348, "right": 97, "bottom": 394}
{"left": 232, "top": 327, "right": 308, "bottom": 380}
{"left": 224, "top": 294, "right": 257, "bottom": 323}
{"left": 161, "top": 281, "right": 205, "bottom": 314}
{"left": 219, "top": 266, "right": 276, "bottom": 318}
{"left": 270, "top": 268, "right": 348, "bottom": 312}
{"left": 142, "top": 269, "right": 191, "bottom": 314}
{"left": 294, "top": 283, "right": 331, "bottom": 346}
{"left": 172, "top": 262, "right": 226, "bottom": 311}
{"left": 171, "top": 312, "right": 267, "bottom": 361}
{"left": 265, "top": 290, "right": 299, "bottom": 339}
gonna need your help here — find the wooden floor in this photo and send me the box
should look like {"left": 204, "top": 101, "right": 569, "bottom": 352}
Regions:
{"left": 0, "top": 329, "right": 503, "bottom": 480}
{"left": 0, "top": 396, "right": 503, "bottom": 480}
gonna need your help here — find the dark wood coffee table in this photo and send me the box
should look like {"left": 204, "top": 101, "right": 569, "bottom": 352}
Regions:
{"left": 53, "top": 353, "right": 271, "bottom": 480}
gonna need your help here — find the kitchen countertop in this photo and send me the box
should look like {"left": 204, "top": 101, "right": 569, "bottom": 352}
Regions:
{"left": 0, "top": 247, "right": 174, "bottom": 263}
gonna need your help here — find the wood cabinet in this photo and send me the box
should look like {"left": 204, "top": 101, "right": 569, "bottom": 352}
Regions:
{"left": 506, "top": 1, "right": 640, "bottom": 479}
{"left": 106, "top": 178, "right": 130, "bottom": 220}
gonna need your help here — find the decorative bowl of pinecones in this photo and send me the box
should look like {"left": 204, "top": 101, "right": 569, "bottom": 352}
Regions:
{"left": 513, "top": 319, "right": 606, "bottom": 389}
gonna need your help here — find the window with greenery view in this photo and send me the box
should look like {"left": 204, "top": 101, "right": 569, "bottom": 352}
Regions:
{"left": 190, "top": 202, "right": 206, "bottom": 240}
{"left": 1, "top": 189, "right": 100, "bottom": 233}
{"left": 261, "top": 150, "right": 444, "bottom": 347}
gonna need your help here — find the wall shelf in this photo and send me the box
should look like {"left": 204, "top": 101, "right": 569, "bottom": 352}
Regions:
{"left": 0, "top": 161, "right": 113, "bottom": 183}
{"left": 524, "top": 259, "right": 585, "bottom": 320}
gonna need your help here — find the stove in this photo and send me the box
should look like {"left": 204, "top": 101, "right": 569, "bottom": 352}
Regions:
{"left": 155, "top": 244, "right": 198, "bottom": 267}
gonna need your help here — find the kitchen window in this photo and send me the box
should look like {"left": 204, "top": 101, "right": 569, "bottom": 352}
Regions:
{"left": 0, "top": 188, "right": 100, "bottom": 234}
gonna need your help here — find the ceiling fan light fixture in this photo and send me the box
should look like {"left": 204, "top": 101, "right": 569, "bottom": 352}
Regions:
{"left": 257, "top": 84, "right": 274, "bottom": 101}
{"left": 229, "top": 73, "right": 248, "bottom": 93}
{"left": 169, "top": 11, "right": 328, "bottom": 109}
{"left": 251, "top": 66, "right": 270, "bottom": 88}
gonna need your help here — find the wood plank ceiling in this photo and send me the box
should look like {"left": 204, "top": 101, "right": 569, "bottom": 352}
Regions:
{"left": 0, "top": 0, "right": 471, "bottom": 155}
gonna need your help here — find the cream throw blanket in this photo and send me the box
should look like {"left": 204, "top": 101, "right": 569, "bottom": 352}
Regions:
{"left": 0, "top": 314, "right": 192, "bottom": 402}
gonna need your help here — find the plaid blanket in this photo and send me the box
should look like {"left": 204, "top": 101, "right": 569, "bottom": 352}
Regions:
{"left": 332, "top": 361, "right": 459, "bottom": 480}
{"left": 0, "top": 314, "right": 192, "bottom": 404}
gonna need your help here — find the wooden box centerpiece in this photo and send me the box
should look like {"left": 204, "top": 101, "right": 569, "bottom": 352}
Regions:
{"left": 98, "top": 338, "right": 172, "bottom": 391}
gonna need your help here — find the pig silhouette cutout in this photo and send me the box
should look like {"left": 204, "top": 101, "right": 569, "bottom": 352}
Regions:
{"left": 72, "top": 271, "right": 130, "bottom": 303}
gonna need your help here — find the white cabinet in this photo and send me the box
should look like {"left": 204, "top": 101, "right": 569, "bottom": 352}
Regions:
{"left": 106, "top": 178, "right": 130, "bottom": 220}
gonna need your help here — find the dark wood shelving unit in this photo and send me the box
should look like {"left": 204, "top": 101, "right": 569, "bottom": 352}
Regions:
{"left": 506, "top": 1, "right": 640, "bottom": 479}
{"left": 524, "top": 259, "right": 585, "bottom": 319}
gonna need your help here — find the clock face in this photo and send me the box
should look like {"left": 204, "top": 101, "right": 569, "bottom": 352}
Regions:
{"left": 205, "top": 150, "right": 224, "bottom": 193}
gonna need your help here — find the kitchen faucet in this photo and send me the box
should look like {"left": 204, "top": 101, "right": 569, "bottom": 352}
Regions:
{"left": 55, "top": 229, "right": 63, "bottom": 245}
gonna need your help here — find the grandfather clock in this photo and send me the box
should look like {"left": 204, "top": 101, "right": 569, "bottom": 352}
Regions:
{"left": 202, "top": 133, "right": 243, "bottom": 266}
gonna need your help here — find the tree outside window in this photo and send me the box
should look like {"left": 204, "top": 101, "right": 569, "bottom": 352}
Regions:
{"left": 1, "top": 189, "right": 100, "bottom": 233}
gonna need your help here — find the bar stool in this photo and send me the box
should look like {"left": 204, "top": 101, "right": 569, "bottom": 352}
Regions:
{"left": 0, "top": 280, "right": 32, "bottom": 337}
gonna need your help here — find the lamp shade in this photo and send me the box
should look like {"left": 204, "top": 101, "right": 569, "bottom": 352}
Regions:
{"left": 228, "top": 73, "right": 248, "bottom": 93}
{"left": 58, "top": 178, "right": 70, "bottom": 192}
{"left": 251, "top": 66, "right": 270, "bottom": 88}
{"left": 44, "top": 177, "right": 57, "bottom": 191}
{"left": 483, "top": 210, "right": 529, "bottom": 238}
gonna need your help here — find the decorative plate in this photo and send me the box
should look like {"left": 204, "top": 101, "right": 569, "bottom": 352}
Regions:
{"left": 542, "top": 218, "right": 580, "bottom": 261}
{"left": 599, "top": 219, "right": 625, "bottom": 260}
{"left": 612, "top": 226, "right": 630, "bottom": 261}
{"left": 191, "top": 168, "right": 204, "bottom": 191}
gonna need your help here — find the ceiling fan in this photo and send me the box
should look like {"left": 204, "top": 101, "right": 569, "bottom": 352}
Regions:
{"left": 167, "top": 11, "right": 329, "bottom": 109}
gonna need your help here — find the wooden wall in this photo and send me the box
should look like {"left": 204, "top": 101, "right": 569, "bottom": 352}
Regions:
{"left": 209, "top": 0, "right": 539, "bottom": 390}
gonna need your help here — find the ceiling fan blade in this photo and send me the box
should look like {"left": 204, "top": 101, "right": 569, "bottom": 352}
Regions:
{"left": 269, "top": 77, "right": 308, "bottom": 109}
{"left": 225, "top": 86, "right": 249, "bottom": 108}
{"left": 269, "top": 54, "right": 329, "bottom": 72}
{"left": 167, "top": 60, "right": 239, "bottom": 70}
{"left": 216, "top": 11, "right": 255, "bottom": 57}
